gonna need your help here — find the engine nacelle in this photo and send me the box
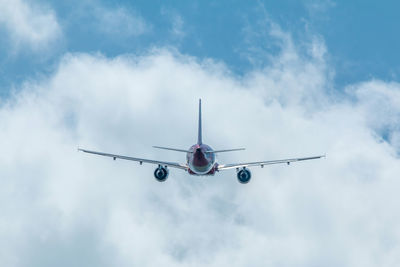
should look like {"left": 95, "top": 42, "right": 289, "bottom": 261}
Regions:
{"left": 154, "top": 166, "right": 169, "bottom": 182}
{"left": 237, "top": 168, "right": 251, "bottom": 184}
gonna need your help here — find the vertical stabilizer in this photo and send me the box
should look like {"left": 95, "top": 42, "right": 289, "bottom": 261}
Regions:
{"left": 198, "top": 99, "right": 202, "bottom": 145}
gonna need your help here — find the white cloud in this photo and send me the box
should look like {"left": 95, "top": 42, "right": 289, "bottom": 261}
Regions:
{"left": 347, "top": 80, "right": 400, "bottom": 150}
{"left": 93, "top": 6, "right": 149, "bottom": 37}
{"left": 0, "top": 41, "right": 399, "bottom": 266}
{"left": 0, "top": 0, "right": 61, "bottom": 50}
{"left": 161, "top": 8, "right": 185, "bottom": 41}
{"left": 305, "top": 0, "right": 336, "bottom": 17}
{"left": 170, "top": 14, "right": 185, "bottom": 39}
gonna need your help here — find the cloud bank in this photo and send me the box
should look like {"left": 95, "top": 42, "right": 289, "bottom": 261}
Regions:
{"left": 0, "top": 34, "right": 399, "bottom": 266}
{"left": 0, "top": 0, "right": 61, "bottom": 51}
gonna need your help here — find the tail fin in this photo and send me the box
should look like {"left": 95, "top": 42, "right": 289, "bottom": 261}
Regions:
{"left": 198, "top": 99, "right": 202, "bottom": 145}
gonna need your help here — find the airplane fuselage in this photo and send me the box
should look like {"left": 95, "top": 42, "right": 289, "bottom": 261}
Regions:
{"left": 187, "top": 143, "right": 217, "bottom": 175}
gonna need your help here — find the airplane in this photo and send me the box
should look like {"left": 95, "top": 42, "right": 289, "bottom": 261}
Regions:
{"left": 79, "top": 99, "right": 324, "bottom": 184}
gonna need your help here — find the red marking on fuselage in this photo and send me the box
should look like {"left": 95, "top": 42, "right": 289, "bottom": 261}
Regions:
{"left": 193, "top": 148, "right": 208, "bottom": 166}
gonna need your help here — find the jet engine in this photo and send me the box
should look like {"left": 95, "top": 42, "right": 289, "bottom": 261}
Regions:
{"left": 154, "top": 166, "right": 169, "bottom": 182}
{"left": 237, "top": 168, "right": 251, "bottom": 184}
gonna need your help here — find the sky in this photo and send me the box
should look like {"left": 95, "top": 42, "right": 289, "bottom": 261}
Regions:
{"left": 0, "top": 0, "right": 399, "bottom": 266}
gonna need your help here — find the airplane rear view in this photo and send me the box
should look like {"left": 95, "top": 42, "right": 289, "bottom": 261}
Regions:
{"left": 79, "top": 99, "right": 324, "bottom": 183}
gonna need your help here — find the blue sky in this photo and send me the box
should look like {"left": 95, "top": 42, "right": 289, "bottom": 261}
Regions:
{"left": 1, "top": 1, "right": 400, "bottom": 266}
{"left": 1, "top": 0, "right": 400, "bottom": 95}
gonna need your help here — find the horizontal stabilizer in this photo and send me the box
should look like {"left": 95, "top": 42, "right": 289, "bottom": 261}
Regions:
{"left": 153, "top": 146, "right": 191, "bottom": 153}
{"left": 205, "top": 148, "right": 246, "bottom": 153}
{"left": 154, "top": 146, "right": 245, "bottom": 153}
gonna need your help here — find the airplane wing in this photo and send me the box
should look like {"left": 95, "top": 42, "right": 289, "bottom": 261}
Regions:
{"left": 217, "top": 155, "right": 325, "bottom": 171}
{"left": 78, "top": 148, "right": 188, "bottom": 170}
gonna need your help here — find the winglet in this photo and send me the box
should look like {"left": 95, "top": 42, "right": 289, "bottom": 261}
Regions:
{"left": 198, "top": 99, "right": 202, "bottom": 145}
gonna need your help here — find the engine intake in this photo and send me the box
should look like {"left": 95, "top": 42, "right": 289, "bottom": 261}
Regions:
{"left": 237, "top": 168, "right": 251, "bottom": 184}
{"left": 154, "top": 166, "right": 169, "bottom": 182}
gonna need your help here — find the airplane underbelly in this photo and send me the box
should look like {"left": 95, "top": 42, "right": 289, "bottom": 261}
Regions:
{"left": 189, "top": 162, "right": 214, "bottom": 175}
